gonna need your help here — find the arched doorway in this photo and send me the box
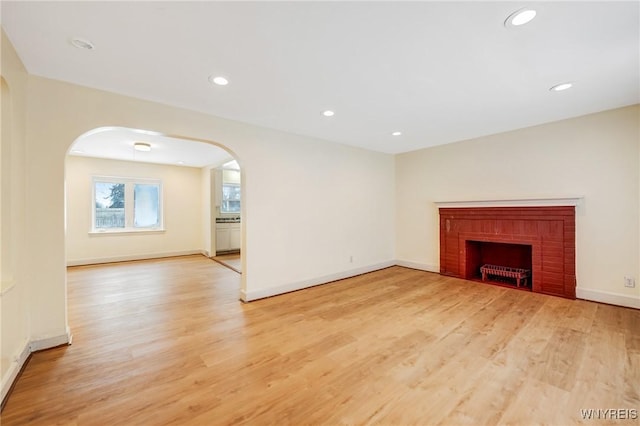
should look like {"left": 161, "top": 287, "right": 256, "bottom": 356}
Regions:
{"left": 64, "top": 126, "right": 245, "bottom": 296}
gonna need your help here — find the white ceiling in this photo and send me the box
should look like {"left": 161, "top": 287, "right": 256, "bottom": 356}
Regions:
{"left": 2, "top": 1, "right": 639, "bottom": 155}
{"left": 69, "top": 127, "right": 233, "bottom": 168}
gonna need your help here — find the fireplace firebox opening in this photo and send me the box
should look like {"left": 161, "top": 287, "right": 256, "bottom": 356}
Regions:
{"left": 465, "top": 241, "right": 533, "bottom": 289}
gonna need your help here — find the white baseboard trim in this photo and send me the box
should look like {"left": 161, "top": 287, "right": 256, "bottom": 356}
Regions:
{"left": 1, "top": 339, "right": 30, "bottom": 404}
{"left": 66, "top": 250, "right": 203, "bottom": 266}
{"left": 577, "top": 288, "right": 640, "bottom": 309}
{"left": 30, "top": 328, "right": 73, "bottom": 352}
{"left": 243, "top": 260, "right": 396, "bottom": 301}
{"left": 1, "top": 328, "right": 72, "bottom": 405}
{"left": 395, "top": 260, "right": 439, "bottom": 273}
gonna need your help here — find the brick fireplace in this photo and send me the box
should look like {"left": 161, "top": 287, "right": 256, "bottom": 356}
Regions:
{"left": 439, "top": 206, "right": 576, "bottom": 299}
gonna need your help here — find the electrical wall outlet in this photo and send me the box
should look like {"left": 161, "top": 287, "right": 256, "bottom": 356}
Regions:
{"left": 624, "top": 276, "right": 635, "bottom": 288}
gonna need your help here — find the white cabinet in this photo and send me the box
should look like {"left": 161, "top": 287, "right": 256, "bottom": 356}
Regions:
{"left": 216, "top": 225, "right": 231, "bottom": 252}
{"left": 216, "top": 222, "right": 241, "bottom": 253}
{"left": 229, "top": 225, "right": 241, "bottom": 250}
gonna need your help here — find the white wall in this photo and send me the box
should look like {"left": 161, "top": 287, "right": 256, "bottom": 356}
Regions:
{"left": 65, "top": 156, "right": 204, "bottom": 265}
{"left": 0, "top": 30, "right": 31, "bottom": 401}
{"left": 396, "top": 105, "right": 640, "bottom": 308}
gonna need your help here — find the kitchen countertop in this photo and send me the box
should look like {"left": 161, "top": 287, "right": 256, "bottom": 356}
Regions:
{"left": 216, "top": 217, "right": 241, "bottom": 223}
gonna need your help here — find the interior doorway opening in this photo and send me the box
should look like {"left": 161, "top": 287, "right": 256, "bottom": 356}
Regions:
{"left": 209, "top": 159, "right": 243, "bottom": 273}
{"left": 64, "top": 126, "right": 245, "bottom": 295}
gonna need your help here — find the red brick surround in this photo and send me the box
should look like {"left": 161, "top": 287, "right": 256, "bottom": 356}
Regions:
{"left": 439, "top": 206, "right": 576, "bottom": 299}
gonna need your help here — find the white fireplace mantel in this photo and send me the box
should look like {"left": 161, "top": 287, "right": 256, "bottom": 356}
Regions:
{"left": 434, "top": 197, "right": 583, "bottom": 208}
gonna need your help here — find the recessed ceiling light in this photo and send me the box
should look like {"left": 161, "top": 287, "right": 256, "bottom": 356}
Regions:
{"left": 134, "top": 142, "right": 151, "bottom": 152}
{"left": 550, "top": 82, "right": 573, "bottom": 92}
{"left": 177, "top": 161, "right": 185, "bottom": 165}
{"left": 209, "top": 75, "right": 229, "bottom": 86}
{"left": 70, "top": 37, "right": 94, "bottom": 50}
{"left": 71, "top": 149, "right": 84, "bottom": 154}
{"left": 322, "top": 110, "right": 335, "bottom": 117}
{"left": 392, "top": 131, "right": 402, "bottom": 136}
{"left": 505, "top": 8, "right": 537, "bottom": 27}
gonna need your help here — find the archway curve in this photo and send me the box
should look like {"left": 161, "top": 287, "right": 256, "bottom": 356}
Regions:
{"left": 64, "top": 125, "right": 247, "bottom": 299}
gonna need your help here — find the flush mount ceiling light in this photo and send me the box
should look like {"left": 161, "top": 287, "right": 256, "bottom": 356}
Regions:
{"left": 134, "top": 142, "right": 151, "bottom": 152}
{"left": 70, "top": 37, "right": 94, "bottom": 50}
{"left": 504, "top": 8, "right": 537, "bottom": 27}
{"left": 322, "top": 110, "right": 335, "bottom": 117}
{"left": 550, "top": 82, "right": 573, "bottom": 92}
{"left": 392, "top": 131, "right": 402, "bottom": 136}
{"left": 208, "top": 75, "right": 229, "bottom": 86}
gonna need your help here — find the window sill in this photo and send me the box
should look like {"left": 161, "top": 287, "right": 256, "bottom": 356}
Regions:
{"left": 89, "top": 229, "right": 166, "bottom": 236}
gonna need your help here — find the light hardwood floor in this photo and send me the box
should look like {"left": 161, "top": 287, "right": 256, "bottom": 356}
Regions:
{"left": 212, "top": 253, "right": 242, "bottom": 274}
{"left": 2, "top": 255, "right": 639, "bottom": 425}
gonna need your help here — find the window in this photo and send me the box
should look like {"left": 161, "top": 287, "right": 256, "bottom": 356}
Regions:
{"left": 221, "top": 183, "right": 241, "bottom": 214}
{"left": 134, "top": 183, "right": 160, "bottom": 227}
{"left": 94, "top": 182, "right": 125, "bottom": 229}
{"left": 93, "top": 177, "right": 162, "bottom": 232}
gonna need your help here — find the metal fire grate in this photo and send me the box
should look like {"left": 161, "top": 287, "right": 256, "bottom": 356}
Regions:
{"left": 480, "top": 264, "right": 531, "bottom": 288}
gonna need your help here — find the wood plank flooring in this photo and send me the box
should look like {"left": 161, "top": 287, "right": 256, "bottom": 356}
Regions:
{"left": 212, "top": 253, "right": 242, "bottom": 274}
{"left": 2, "top": 255, "right": 638, "bottom": 425}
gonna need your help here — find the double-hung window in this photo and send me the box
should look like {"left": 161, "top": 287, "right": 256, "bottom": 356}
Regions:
{"left": 221, "top": 183, "right": 241, "bottom": 214}
{"left": 220, "top": 166, "right": 241, "bottom": 214}
{"left": 93, "top": 177, "right": 163, "bottom": 232}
